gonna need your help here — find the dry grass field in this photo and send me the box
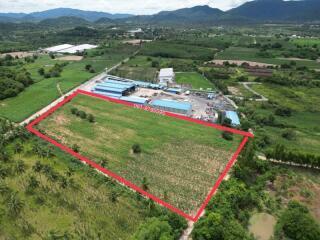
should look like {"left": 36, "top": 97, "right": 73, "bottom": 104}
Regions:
{"left": 37, "top": 94, "right": 242, "bottom": 214}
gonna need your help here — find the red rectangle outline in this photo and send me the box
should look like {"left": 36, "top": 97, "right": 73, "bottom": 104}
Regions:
{"left": 26, "top": 89, "right": 253, "bottom": 222}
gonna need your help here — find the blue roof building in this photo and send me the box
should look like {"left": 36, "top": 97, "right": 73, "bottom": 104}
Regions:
{"left": 150, "top": 99, "right": 192, "bottom": 116}
{"left": 225, "top": 111, "right": 241, "bottom": 126}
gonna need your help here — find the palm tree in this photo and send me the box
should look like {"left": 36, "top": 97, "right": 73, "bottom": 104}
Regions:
{"left": 15, "top": 160, "right": 26, "bottom": 176}
{"left": 32, "top": 161, "right": 43, "bottom": 183}
{"left": 142, "top": 177, "right": 149, "bottom": 191}
{"left": 6, "top": 192, "right": 24, "bottom": 218}
{"left": 0, "top": 166, "right": 9, "bottom": 180}
{"left": 14, "top": 142, "right": 24, "bottom": 156}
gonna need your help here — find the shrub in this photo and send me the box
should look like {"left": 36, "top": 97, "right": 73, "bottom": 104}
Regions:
{"left": 72, "top": 144, "right": 80, "bottom": 153}
{"left": 282, "top": 129, "right": 296, "bottom": 140}
{"left": 222, "top": 131, "right": 233, "bottom": 141}
{"left": 87, "top": 114, "right": 95, "bottom": 123}
{"left": 78, "top": 111, "right": 87, "bottom": 119}
{"left": 70, "top": 108, "right": 78, "bottom": 115}
{"left": 132, "top": 144, "right": 141, "bottom": 154}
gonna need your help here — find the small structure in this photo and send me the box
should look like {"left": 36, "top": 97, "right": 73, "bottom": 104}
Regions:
{"left": 150, "top": 99, "right": 192, "bottom": 116}
{"left": 224, "top": 111, "right": 241, "bottom": 126}
{"left": 159, "top": 68, "right": 175, "bottom": 86}
{"left": 165, "top": 88, "right": 183, "bottom": 94}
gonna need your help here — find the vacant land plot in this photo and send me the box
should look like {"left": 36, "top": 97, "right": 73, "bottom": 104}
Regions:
{"left": 36, "top": 94, "right": 242, "bottom": 215}
{"left": 112, "top": 66, "right": 157, "bottom": 82}
{"left": 176, "top": 72, "right": 215, "bottom": 89}
{"left": 56, "top": 55, "right": 84, "bottom": 61}
{"left": 0, "top": 51, "right": 34, "bottom": 58}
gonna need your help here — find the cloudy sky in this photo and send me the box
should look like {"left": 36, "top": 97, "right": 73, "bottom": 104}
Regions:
{"left": 0, "top": 0, "right": 250, "bottom": 14}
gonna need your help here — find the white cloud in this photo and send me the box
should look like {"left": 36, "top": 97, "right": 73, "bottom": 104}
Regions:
{"left": 0, "top": 0, "right": 250, "bottom": 14}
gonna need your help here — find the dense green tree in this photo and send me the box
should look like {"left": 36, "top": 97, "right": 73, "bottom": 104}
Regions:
{"left": 132, "top": 217, "right": 174, "bottom": 240}
{"left": 275, "top": 201, "right": 320, "bottom": 240}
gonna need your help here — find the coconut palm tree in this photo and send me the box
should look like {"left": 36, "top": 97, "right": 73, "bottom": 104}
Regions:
{"left": 6, "top": 192, "right": 24, "bottom": 218}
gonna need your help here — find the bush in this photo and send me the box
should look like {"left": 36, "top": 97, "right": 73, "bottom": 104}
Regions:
{"left": 87, "top": 114, "right": 95, "bottom": 123}
{"left": 77, "top": 111, "right": 87, "bottom": 119}
{"left": 222, "top": 131, "right": 233, "bottom": 141}
{"left": 132, "top": 144, "right": 141, "bottom": 154}
{"left": 282, "top": 129, "right": 296, "bottom": 140}
{"left": 70, "top": 108, "right": 78, "bottom": 115}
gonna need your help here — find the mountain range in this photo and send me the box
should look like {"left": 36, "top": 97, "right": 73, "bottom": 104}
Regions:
{"left": 0, "top": 0, "right": 320, "bottom": 25}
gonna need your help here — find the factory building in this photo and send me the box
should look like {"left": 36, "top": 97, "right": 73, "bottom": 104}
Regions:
{"left": 150, "top": 99, "right": 192, "bottom": 116}
{"left": 93, "top": 79, "right": 136, "bottom": 98}
{"left": 159, "top": 68, "right": 175, "bottom": 86}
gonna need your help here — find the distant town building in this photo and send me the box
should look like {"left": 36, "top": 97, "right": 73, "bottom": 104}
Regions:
{"left": 159, "top": 68, "right": 175, "bottom": 86}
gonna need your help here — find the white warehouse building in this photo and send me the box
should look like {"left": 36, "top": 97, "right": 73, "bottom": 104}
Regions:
{"left": 159, "top": 68, "right": 175, "bottom": 86}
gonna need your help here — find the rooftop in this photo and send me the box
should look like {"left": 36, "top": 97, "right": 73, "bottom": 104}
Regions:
{"left": 44, "top": 44, "right": 74, "bottom": 52}
{"left": 151, "top": 99, "right": 192, "bottom": 111}
{"left": 225, "top": 111, "right": 240, "bottom": 126}
{"left": 159, "top": 68, "right": 174, "bottom": 77}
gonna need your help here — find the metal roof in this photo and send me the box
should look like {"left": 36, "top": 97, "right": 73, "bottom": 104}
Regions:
{"left": 94, "top": 85, "right": 126, "bottom": 93}
{"left": 45, "top": 44, "right": 74, "bottom": 52}
{"left": 150, "top": 99, "right": 192, "bottom": 111}
{"left": 225, "top": 111, "right": 241, "bottom": 126}
{"left": 104, "top": 79, "right": 135, "bottom": 88}
{"left": 58, "top": 44, "right": 97, "bottom": 54}
{"left": 92, "top": 90, "right": 121, "bottom": 99}
{"left": 159, "top": 68, "right": 174, "bottom": 77}
{"left": 120, "top": 96, "right": 148, "bottom": 104}
{"left": 97, "top": 83, "right": 130, "bottom": 90}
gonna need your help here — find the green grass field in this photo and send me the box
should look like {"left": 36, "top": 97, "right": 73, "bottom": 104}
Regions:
{"left": 37, "top": 94, "right": 242, "bottom": 214}
{"left": 0, "top": 45, "right": 136, "bottom": 122}
{"left": 176, "top": 72, "right": 215, "bottom": 90}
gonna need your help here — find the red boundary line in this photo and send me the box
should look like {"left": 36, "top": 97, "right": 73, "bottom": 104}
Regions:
{"left": 26, "top": 89, "right": 253, "bottom": 222}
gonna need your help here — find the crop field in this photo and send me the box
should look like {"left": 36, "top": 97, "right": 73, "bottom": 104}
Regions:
{"left": 175, "top": 72, "right": 215, "bottom": 89}
{"left": 291, "top": 38, "right": 320, "bottom": 47}
{"left": 217, "top": 47, "right": 320, "bottom": 69}
{"left": 0, "top": 45, "right": 137, "bottom": 122}
{"left": 35, "top": 93, "right": 243, "bottom": 216}
{"left": 140, "top": 41, "right": 217, "bottom": 60}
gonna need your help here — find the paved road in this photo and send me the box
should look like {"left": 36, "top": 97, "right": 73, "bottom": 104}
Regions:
{"left": 20, "top": 51, "right": 139, "bottom": 126}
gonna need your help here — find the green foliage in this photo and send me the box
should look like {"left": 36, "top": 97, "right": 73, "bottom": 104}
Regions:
{"left": 192, "top": 212, "right": 253, "bottom": 240}
{"left": 132, "top": 143, "right": 142, "bottom": 154}
{"left": 274, "top": 201, "right": 320, "bottom": 240}
{"left": 132, "top": 218, "right": 174, "bottom": 240}
{"left": 222, "top": 131, "right": 233, "bottom": 141}
{"left": 0, "top": 67, "right": 33, "bottom": 100}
